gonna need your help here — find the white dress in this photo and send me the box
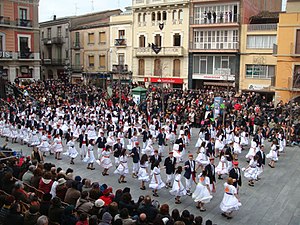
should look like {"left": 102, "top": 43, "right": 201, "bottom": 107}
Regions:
{"left": 192, "top": 175, "right": 213, "bottom": 203}
{"left": 87, "top": 125, "right": 97, "bottom": 140}
{"left": 53, "top": 137, "right": 63, "bottom": 153}
{"left": 215, "top": 156, "right": 228, "bottom": 175}
{"left": 195, "top": 148, "right": 209, "bottom": 167}
{"left": 2, "top": 124, "right": 11, "bottom": 137}
{"left": 215, "top": 135, "right": 225, "bottom": 150}
{"left": 38, "top": 135, "right": 50, "bottom": 153}
{"left": 99, "top": 150, "right": 113, "bottom": 169}
{"left": 149, "top": 167, "right": 165, "bottom": 190}
{"left": 84, "top": 144, "right": 96, "bottom": 164}
{"left": 240, "top": 131, "right": 249, "bottom": 146}
{"left": 138, "top": 162, "right": 150, "bottom": 182}
{"left": 220, "top": 183, "right": 241, "bottom": 213}
{"left": 233, "top": 136, "right": 242, "bottom": 154}
{"left": 30, "top": 131, "right": 41, "bottom": 146}
{"left": 10, "top": 125, "right": 18, "bottom": 139}
{"left": 244, "top": 159, "right": 258, "bottom": 180}
{"left": 65, "top": 140, "right": 78, "bottom": 158}
{"left": 114, "top": 155, "right": 129, "bottom": 176}
{"left": 245, "top": 145, "right": 257, "bottom": 160}
{"left": 195, "top": 132, "right": 205, "bottom": 148}
{"left": 0, "top": 120, "right": 4, "bottom": 135}
{"left": 266, "top": 144, "right": 278, "bottom": 161}
{"left": 170, "top": 174, "right": 187, "bottom": 196}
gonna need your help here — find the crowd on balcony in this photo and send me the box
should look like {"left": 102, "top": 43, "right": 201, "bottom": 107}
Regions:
{"left": 0, "top": 79, "right": 299, "bottom": 225}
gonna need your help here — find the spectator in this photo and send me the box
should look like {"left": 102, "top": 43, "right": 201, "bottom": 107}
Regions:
{"left": 194, "top": 216, "right": 203, "bottom": 225}
{"left": 115, "top": 208, "right": 136, "bottom": 225}
{"left": 171, "top": 209, "right": 180, "bottom": 222}
{"left": 76, "top": 213, "right": 88, "bottom": 225}
{"left": 64, "top": 181, "right": 81, "bottom": 206}
{"left": 89, "top": 199, "right": 105, "bottom": 218}
{"left": 99, "top": 212, "right": 112, "bottom": 225}
{"left": 0, "top": 195, "right": 15, "bottom": 225}
{"left": 1, "top": 172, "right": 15, "bottom": 194}
{"left": 82, "top": 179, "right": 92, "bottom": 193}
{"left": 30, "top": 168, "right": 43, "bottom": 189}
{"left": 22, "top": 165, "right": 35, "bottom": 185}
{"left": 99, "top": 188, "right": 113, "bottom": 206}
{"left": 88, "top": 215, "right": 99, "bottom": 225}
{"left": 39, "top": 193, "right": 52, "bottom": 216}
{"left": 136, "top": 213, "right": 148, "bottom": 225}
{"left": 89, "top": 182, "right": 101, "bottom": 200}
{"left": 61, "top": 205, "right": 78, "bottom": 225}
{"left": 36, "top": 215, "right": 48, "bottom": 225}
{"left": 56, "top": 178, "right": 68, "bottom": 201}
{"left": 39, "top": 172, "right": 53, "bottom": 194}
{"left": 138, "top": 195, "right": 158, "bottom": 223}
{"left": 48, "top": 197, "right": 64, "bottom": 224}
{"left": 24, "top": 205, "right": 41, "bottom": 225}
{"left": 5, "top": 202, "right": 24, "bottom": 225}
{"left": 180, "top": 210, "right": 192, "bottom": 225}
{"left": 75, "top": 191, "right": 93, "bottom": 215}
{"left": 118, "top": 193, "right": 137, "bottom": 216}
{"left": 11, "top": 181, "right": 30, "bottom": 203}
{"left": 156, "top": 204, "right": 174, "bottom": 225}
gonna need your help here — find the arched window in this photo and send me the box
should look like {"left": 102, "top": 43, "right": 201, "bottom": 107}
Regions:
{"left": 157, "top": 11, "right": 161, "bottom": 21}
{"left": 152, "top": 12, "right": 156, "bottom": 21}
{"left": 154, "top": 59, "right": 161, "bottom": 76}
{"left": 178, "top": 10, "right": 183, "bottom": 20}
{"left": 138, "top": 59, "right": 145, "bottom": 76}
{"left": 173, "top": 59, "right": 180, "bottom": 77}
{"left": 163, "top": 11, "right": 167, "bottom": 21}
{"left": 172, "top": 10, "right": 177, "bottom": 20}
{"left": 143, "top": 13, "right": 146, "bottom": 22}
{"left": 138, "top": 13, "right": 141, "bottom": 22}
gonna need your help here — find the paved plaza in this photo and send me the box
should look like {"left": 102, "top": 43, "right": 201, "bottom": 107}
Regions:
{"left": 1, "top": 128, "right": 299, "bottom": 225}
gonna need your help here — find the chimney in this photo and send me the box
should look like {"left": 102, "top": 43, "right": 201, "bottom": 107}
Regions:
{"left": 53, "top": 15, "right": 56, "bottom": 20}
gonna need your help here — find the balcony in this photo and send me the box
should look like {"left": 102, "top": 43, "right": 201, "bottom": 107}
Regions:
{"left": 16, "top": 18, "right": 32, "bottom": 27}
{"left": 112, "top": 64, "right": 128, "bottom": 73}
{"left": 42, "top": 38, "right": 52, "bottom": 45}
{"left": 190, "top": 14, "right": 240, "bottom": 28}
{"left": 72, "top": 65, "right": 83, "bottom": 73}
{"left": 52, "top": 59, "right": 65, "bottom": 66}
{"left": 135, "top": 46, "right": 184, "bottom": 57}
{"left": 73, "top": 42, "right": 81, "bottom": 50}
{"left": 115, "top": 39, "right": 127, "bottom": 47}
{"left": 247, "top": 24, "right": 277, "bottom": 32}
{"left": 42, "top": 59, "right": 51, "bottom": 65}
{"left": 18, "top": 51, "right": 34, "bottom": 59}
{"left": 0, "top": 16, "right": 11, "bottom": 25}
{"left": 52, "top": 37, "right": 64, "bottom": 45}
{"left": 133, "top": 0, "right": 189, "bottom": 7}
{"left": 190, "top": 42, "right": 239, "bottom": 52}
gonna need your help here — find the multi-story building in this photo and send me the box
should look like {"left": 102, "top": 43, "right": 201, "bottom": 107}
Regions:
{"left": 109, "top": 7, "right": 133, "bottom": 84}
{"left": 132, "top": 0, "right": 190, "bottom": 89}
{"left": 0, "top": 0, "right": 40, "bottom": 82}
{"left": 40, "top": 16, "right": 72, "bottom": 80}
{"left": 239, "top": 13, "right": 278, "bottom": 99}
{"left": 275, "top": 0, "right": 300, "bottom": 103}
{"left": 189, "top": 0, "right": 282, "bottom": 89}
{"left": 70, "top": 10, "right": 121, "bottom": 84}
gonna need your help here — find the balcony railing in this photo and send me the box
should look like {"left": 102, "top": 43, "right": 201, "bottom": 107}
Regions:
{"left": 191, "top": 42, "right": 239, "bottom": 50}
{"left": 115, "top": 39, "right": 127, "bottom": 47}
{"left": 73, "top": 42, "right": 81, "bottom": 50}
{"left": 52, "top": 59, "right": 65, "bottom": 65}
{"left": 0, "top": 16, "right": 10, "bottom": 25}
{"left": 52, "top": 37, "right": 64, "bottom": 44}
{"left": 42, "top": 38, "right": 52, "bottom": 45}
{"left": 135, "top": 46, "right": 183, "bottom": 57}
{"left": 247, "top": 24, "right": 277, "bottom": 31}
{"left": 191, "top": 14, "right": 240, "bottom": 26}
{"left": 112, "top": 64, "right": 128, "bottom": 73}
{"left": 18, "top": 51, "right": 34, "bottom": 59}
{"left": 72, "top": 65, "right": 83, "bottom": 73}
{"left": 16, "top": 18, "right": 32, "bottom": 27}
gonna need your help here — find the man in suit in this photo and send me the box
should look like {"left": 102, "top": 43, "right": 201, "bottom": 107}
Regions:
{"left": 204, "top": 157, "right": 216, "bottom": 192}
{"left": 229, "top": 161, "right": 242, "bottom": 192}
{"left": 206, "top": 138, "right": 215, "bottom": 158}
{"left": 52, "top": 124, "right": 63, "bottom": 137}
{"left": 78, "top": 130, "right": 88, "bottom": 160}
{"left": 157, "top": 128, "right": 166, "bottom": 156}
{"left": 130, "top": 142, "right": 140, "bottom": 178}
{"left": 253, "top": 129, "right": 263, "bottom": 146}
{"left": 256, "top": 144, "right": 266, "bottom": 179}
{"left": 113, "top": 138, "right": 122, "bottom": 167}
{"left": 184, "top": 154, "right": 196, "bottom": 196}
{"left": 225, "top": 141, "right": 234, "bottom": 172}
{"left": 141, "top": 127, "right": 149, "bottom": 149}
{"left": 96, "top": 130, "right": 107, "bottom": 159}
{"left": 164, "top": 151, "right": 177, "bottom": 188}
{"left": 149, "top": 150, "right": 161, "bottom": 170}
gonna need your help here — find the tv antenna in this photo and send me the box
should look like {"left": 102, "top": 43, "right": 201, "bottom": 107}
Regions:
{"left": 74, "top": 2, "right": 79, "bottom": 16}
{"left": 91, "top": 0, "right": 94, "bottom": 12}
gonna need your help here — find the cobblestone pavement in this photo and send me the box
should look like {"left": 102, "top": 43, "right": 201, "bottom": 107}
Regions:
{"left": 1, "top": 128, "right": 299, "bottom": 225}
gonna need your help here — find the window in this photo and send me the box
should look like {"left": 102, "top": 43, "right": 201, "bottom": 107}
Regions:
{"left": 75, "top": 53, "right": 80, "bottom": 66}
{"left": 99, "top": 55, "right": 106, "bottom": 69}
{"left": 143, "top": 13, "right": 146, "bottom": 22}
{"left": 99, "top": 32, "right": 106, "bottom": 43}
{"left": 65, "top": 28, "right": 69, "bottom": 38}
{"left": 20, "top": 37, "right": 30, "bottom": 52}
{"left": 172, "top": 10, "right": 177, "bottom": 20}
{"left": 0, "top": 35, "right": 3, "bottom": 51}
{"left": 155, "top": 34, "right": 162, "bottom": 47}
{"left": 57, "top": 46, "right": 62, "bottom": 59}
{"left": 119, "top": 30, "right": 125, "bottom": 39}
{"left": 173, "top": 59, "right": 180, "bottom": 77}
{"left": 294, "top": 65, "right": 300, "bottom": 88}
{"left": 118, "top": 53, "right": 125, "bottom": 65}
{"left": 157, "top": 12, "right": 161, "bottom": 21}
{"left": 152, "top": 12, "right": 155, "bottom": 21}
{"left": 88, "top": 55, "right": 94, "bottom": 67}
{"left": 19, "top": 8, "right": 28, "bottom": 20}
{"left": 57, "top": 26, "right": 62, "bottom": 37}
{"left": 138, "top": 13, "right": 141, "bottom": 23}
{"left": 154, "top": 59, "right": 161, "bottom": 76}
{"left": 247, "top": 35, "right": 276, "bottom": 49}
{"left": 296, "top": 30, "right": 300, "bottom": 54}
{"left": 65, "top": 49, "right": 69, "bottom": 59}
{"left": 138, "top": 59, "right": 145, "bottom": 75}
{"left": 75, "top": 32, "right": 80, "bottom": 45}
{"left": 246, "top": 65, "right": 275, "bottom": 79}
{"left": 47, "top": 28, "right": 51, "bottom": 39}
{"left": 178, "top": 10, "right": 183, "bottom": 20}
{"left": 139, "top": 35, "right": 145, "bottom": 47}
{"left": 88, "top": 33, "right": 95, "bottom": 44}
{"left": 41, "top": 31, "right": 44, "bottom": 39}
{"left": 163, "top": 11, "right": 167, "bottom": 21}
{"left": 173, "top": 33, "right": 181, "bottom": 46}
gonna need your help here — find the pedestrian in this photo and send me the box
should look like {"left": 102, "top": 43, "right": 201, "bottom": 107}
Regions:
{"left": 170, "top": 166, "right": 186, "bottom": 204}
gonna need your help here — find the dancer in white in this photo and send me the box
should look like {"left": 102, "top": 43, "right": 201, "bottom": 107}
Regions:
{"left": 38, "top": 131, "right": 51, "bottom": 157}
{"left": 195, "top": 142, "right": 210, "bottom": 171}
{"left": 65, "top": 136, "right": 78, "bottom": 164}
{"left": 170, "top": 166, "right": 186, "bottom": 204}
{"left": 243, "top": 155, "right": 259, "bottom": 187}
{"left": 53, "top": 134, "right": 63, "bottom": 160}
{"left": 267, "top": 140, "right": 278, "bottom": 168}
{"left": 215, "top": 151, "right": 228, "bottom": 180}
{"left": 192, "top": 170, "right": 213, "bottom": 211}
{"left": 114, "top": 149, "right": 129, "bottom": 183}
{"left": 84, "top": 139, "right": 96, "bottom": 170}
{"left": 99, "top": 146, "right": 113, "bottom": 176}
{"left": 138, "top": 154, "right": 150, "bottom": 190}
{"left": 149, "top": 161, "right": 165, "bottom": 197}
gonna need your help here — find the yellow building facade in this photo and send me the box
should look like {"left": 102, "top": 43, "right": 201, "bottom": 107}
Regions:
{"left": 275, "top": 0, "right": 300, "bottom": 103}
{"left": 132, "top": 0, "right": 190, "bottom": 89}
{"left": 239, "top": 23, "right": 277, "bottom": 94}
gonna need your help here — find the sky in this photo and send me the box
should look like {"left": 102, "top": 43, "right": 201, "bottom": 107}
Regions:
{"left": 39, "top": 0, "right": 287, "bottom": 23}
{"left": 39, "top": 0, "right": 132, "bottom": 22}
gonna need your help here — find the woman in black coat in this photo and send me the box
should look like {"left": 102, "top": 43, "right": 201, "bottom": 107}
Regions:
{"left": 5, "top": 203, "right": 24, "bottom": 225}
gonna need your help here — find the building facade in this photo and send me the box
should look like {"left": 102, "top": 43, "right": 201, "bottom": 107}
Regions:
{"left": 70, "top": 10, "right": 121, "bottom": 84}
{"left": 189, "top": 0, "right": 282, "bottom": 89}
{"left": 132, "top": 0, "right": 190, "bottom": 89}
{"left": 40, "top": 17, "right": 72, "bottom": 80}
{"left": 239, "top": 18, "right": 278, "bottom": 97}
{"left": 109, "top": 7, "right": 133, "bottom": 84}
{"left": 275, "top": 0, "right": 300, "bottom": 103}
{"left": 0, "top": 0, "right": 40, "bottom": 82}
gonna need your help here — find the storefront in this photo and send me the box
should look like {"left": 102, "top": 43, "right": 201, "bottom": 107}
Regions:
{"left": 144, "top": 77, "right": 184, "bottom": 89}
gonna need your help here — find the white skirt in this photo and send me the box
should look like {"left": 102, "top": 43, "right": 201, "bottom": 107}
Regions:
{"left": 66, "top": 147, "right": 78, "bottom": 158}
{"left": 192, "top": 183, "right": 213, "bottom": 203}
{"left": 98, "top": 157, "right": 113, "bottom": 169}
{"left": 215, "top": 162, "right": 228, "bottom": 175}
{"left": 114, "top": 163, "right": 129, "bottom": 176}
{"left": 220, "top": 193, "right": 241, "bottom": 213}
{"left": 149, "top": 174, "right": 165, "bottom": 190}
{"left": 138, "top": 168, "right": 150, "bottom": 182}
{"left": 244, "top": 167, "right": 258, "bottom": 180}
{"left": 266, "top": 150, "right": 278, "bottom": 161}
{"left": 170, "top": 181, "right": 187, "bottom": 196}
{"left": 38, "top": 141, "right": 50, "bottom": 152}
{"left": 233, "top": 143, "right": 242, "bottom": 154}
{"left": 215, "top": 140, "right": 225, "bottom": 150}
{"left": 83, "top": 150, "right": 95, "bottom": 163}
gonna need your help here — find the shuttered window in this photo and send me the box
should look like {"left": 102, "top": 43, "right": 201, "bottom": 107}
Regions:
{"left": 99, "top": 32, "right": 106, "bottom": 43}
{"left": 99, "top": 55, "right": 106, "bottom": 69}
{"left": 296, "top": 30, "right": 300, "bottom": 54}
{"left": 88, "top": 55, "right": 94, "bottom": 67}
{"left": 173, "top": 59, "right": 180, "bottom": 77}
{"left": 88, "top": 33, "right": 94, "bottom": 44}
